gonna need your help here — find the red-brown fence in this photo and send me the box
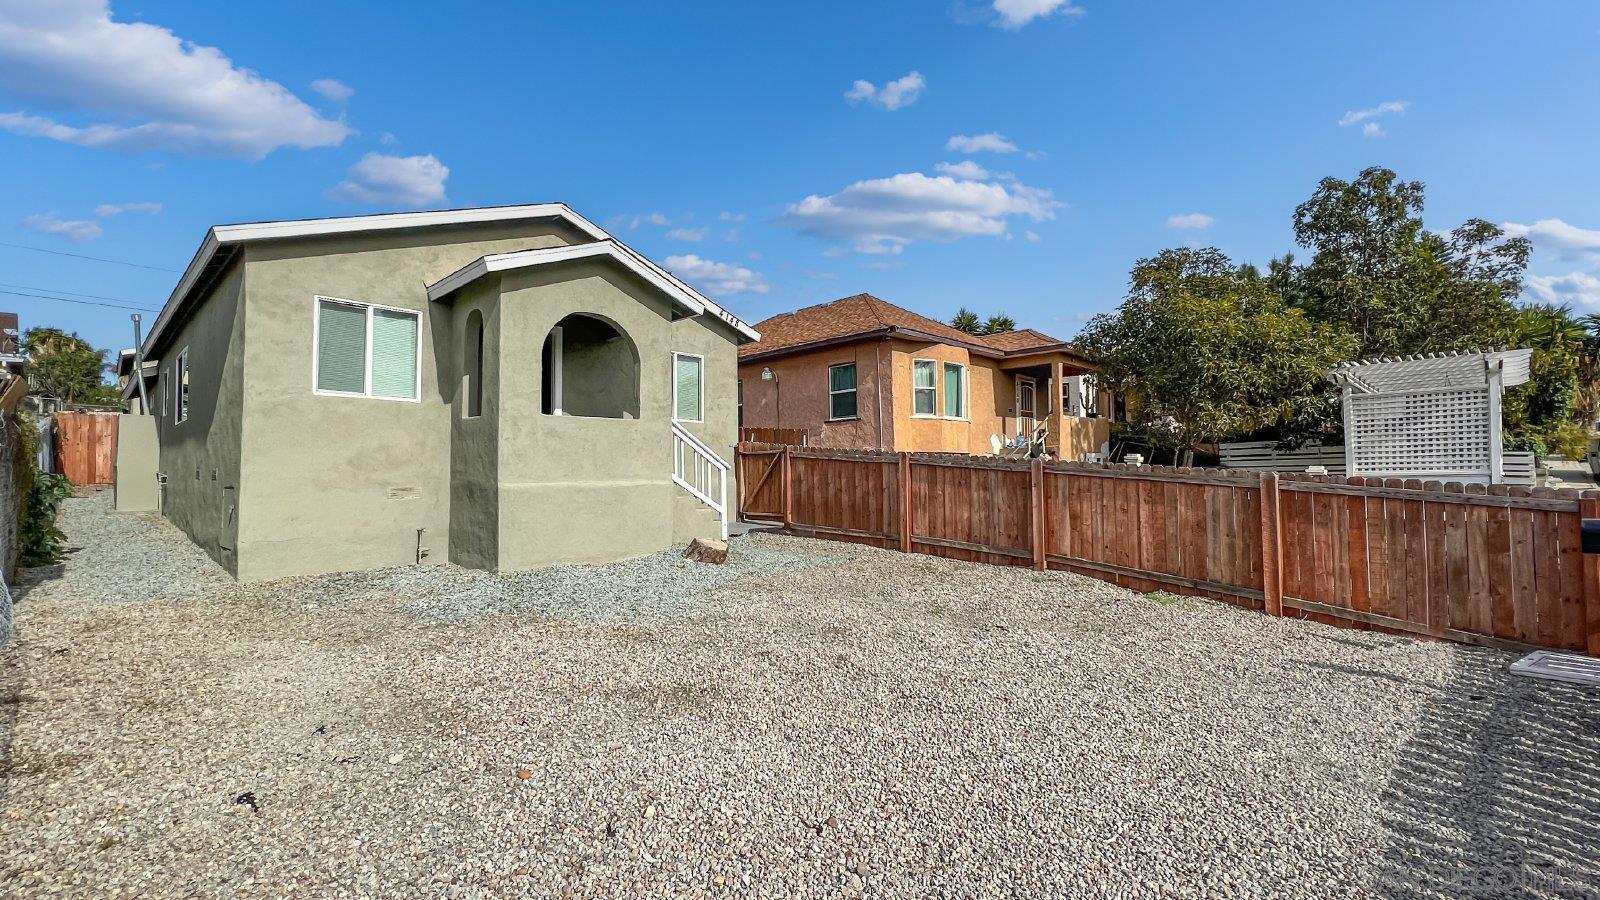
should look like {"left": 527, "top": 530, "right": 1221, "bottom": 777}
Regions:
{"left": 736, "top": 443, "right": 1600, "bottom": 656}
{"left": 738, "top": 427, "right": 809, "bottom": 446}
{"left": 54, "top": 411, "right": 119, "bottom": 485}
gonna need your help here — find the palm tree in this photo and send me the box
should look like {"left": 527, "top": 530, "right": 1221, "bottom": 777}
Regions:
{"left": 949, "top": 308, "right": 981, "bottom": 334}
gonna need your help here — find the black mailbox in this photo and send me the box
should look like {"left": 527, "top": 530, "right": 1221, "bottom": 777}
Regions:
{"left": 1583, "top": 519, "right": 1600, "bottom": 554}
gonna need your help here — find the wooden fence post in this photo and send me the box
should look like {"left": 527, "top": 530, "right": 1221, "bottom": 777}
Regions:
{"left": 1259, "top": 472, "right": 1284, "bottom": 617}
{"left": 781, "top": 445, "right": 794, "bottom": 532}
{"left": 898, "top": 452, "right": 913, "bottom": 553}
{"left": 1582, "top": 493, "right": 1600, "bottom": 656}
{"left": 1031, "top": 458, "right": 1047, "bottom": 571}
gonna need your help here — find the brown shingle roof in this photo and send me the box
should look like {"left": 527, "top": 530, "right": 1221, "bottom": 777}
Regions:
{"left": 740, "top": 293, "right": 1073, "bottom": 359}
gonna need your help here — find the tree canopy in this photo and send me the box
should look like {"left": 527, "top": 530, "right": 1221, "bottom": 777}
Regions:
{"left": 1077, "top": 166, "right": 1588, "bottom": 455}
{"left": 949, "top": 308, "right": 1018, "bottom": 336}
{"left": 24, "top": 327, "right": 119, "bottom": 406}
{"left": 1075, "top": 249, "right": 1356, "bottom": 449}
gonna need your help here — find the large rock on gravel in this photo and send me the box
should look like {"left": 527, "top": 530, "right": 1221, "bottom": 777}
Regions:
{"left": 683, "top": 537, "right": 729, "bottom": 564}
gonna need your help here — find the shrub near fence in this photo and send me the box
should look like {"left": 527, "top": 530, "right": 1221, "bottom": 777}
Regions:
{"left": 736, "top": 443, "right": 1600, "bottom": 656}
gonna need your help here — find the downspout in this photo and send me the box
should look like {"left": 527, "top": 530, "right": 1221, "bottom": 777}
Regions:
{"left": 876, "top": 339, "right": 887, "bottom": 450}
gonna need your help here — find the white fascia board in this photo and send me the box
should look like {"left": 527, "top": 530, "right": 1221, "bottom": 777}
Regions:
{"left": 607, "top": 241, "right": 761, "bottom": 342}
{"left": 426, "top": 242, "right": 708, "bottom": 318}
{"left": 140, "top": 204, "right": 606, "bottom": 357}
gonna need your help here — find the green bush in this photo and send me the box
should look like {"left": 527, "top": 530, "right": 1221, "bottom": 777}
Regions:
{"left": 20, "top": 471, "right": 72, "bottom": 566}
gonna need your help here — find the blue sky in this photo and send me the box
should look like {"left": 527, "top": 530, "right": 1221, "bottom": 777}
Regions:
{"left": 3, "top": 0, "right": 1598, "bottom": 357}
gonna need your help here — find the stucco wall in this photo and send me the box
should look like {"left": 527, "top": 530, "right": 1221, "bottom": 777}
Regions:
{"left": 736, "top": 340, "right": 891, "bottom": 450}
{"left": 153, "top": 261, "right": 246, "bottom": 573}
{"left": 448, "top": 279, "right": 501, "bottom": 570}
{"left": 233, "top": 220, "right": 586, "bottom": 581}
{"left": 491, "top": 261, "right": 737, "bottom": 569}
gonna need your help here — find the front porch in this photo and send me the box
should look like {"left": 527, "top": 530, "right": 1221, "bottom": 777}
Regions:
{"left": 997, "top": 354, "right": 1112, "bottom": 461}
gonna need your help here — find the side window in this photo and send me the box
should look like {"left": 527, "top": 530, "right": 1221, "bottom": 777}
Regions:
{"left": 942, "top": 362, "right": 965, "bottom": 418}
{"left": 673, "top": 352, "right": 703, "bottom": 422}
{"left": 313, "top": 296, "right": 421, "bottom": 401}
{"left": 175, "top": 349, "right": 190, "bottom": 424}
{"left": 912, "top": 359, "right": 936, "bottom": 416}
{"left": 828, "top": 363, "right": 857, "bottom": 420}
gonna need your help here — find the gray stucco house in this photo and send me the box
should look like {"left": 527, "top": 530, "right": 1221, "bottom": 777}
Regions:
{"left": 135, "top": 204, "right": 757, "bottom": 581}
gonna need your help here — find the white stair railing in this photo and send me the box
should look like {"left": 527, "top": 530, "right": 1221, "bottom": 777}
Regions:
{"left": 671, "top": 421, "right": 729, "bottom": 540}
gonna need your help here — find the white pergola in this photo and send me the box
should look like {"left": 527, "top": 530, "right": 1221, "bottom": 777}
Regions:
{"left": 1327, "top": 349, "right": 1534, "bottom": 485}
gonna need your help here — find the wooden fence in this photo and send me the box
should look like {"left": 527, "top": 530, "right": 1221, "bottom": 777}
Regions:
{"left": 737, "top": 443, "right": 1600, "bottom": 656}
{"left": 738, "top": 427, "right": 808, "bottom": 446}
{"left": 53, "top": 411, "right": 119, "bottom": 485}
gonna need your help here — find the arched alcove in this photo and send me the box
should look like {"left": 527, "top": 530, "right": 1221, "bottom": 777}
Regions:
{"left": 542, "top": 313, "right": 640, "bottom": 419}
{"left": 463, "top": 309, "right": 484, "bottom": 418}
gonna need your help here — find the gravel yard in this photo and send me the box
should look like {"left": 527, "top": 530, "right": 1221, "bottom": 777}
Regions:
{"left": 3, "top": 494, "right": 1597, "bottom": 899}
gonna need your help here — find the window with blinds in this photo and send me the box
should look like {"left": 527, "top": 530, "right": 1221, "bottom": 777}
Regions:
{"left": 314, "top": 297, "right": 420, "bottom": 401}
{"left": 673, "top": 352, "right": 703, "bottom": 422}
{"left": 175, "top": 348, "right": 190, "bottom": 423}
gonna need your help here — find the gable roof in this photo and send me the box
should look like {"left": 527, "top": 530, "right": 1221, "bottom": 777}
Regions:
{"left": 141, "top": 203, "right": 758, "bottom": 356}
{"left": 739, "top": 293, "right": 1084, "bottom": 362}
{"left": 428, "top": 240, "right": 707, "bottom": 316}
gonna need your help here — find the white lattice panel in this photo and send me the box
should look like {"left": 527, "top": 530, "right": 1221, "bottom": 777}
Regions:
{"left": 1349, "top": 387, "right": 1491, "bottom": 478}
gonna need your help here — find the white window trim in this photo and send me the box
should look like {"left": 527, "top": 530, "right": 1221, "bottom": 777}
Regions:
{"left": 311, "top": 295, "right": 422, "bottom": 403}
{"left": 910, "top": 358, "right": 938, "bottom": 418}
{"left": 174, "top": 348, "right": 189, "bottom": 425}
{"left": 672, "top": 351, "right": 704, "bottom": 424}
{"left": 548, "top": 325, "right": 564, "bottom": 416}
{"left": 940, "top": 361, "right": 968, "bottom": 421}
{"left": 827, "top": 361, "right": 859, "bottom": 422}
{"left": 161, "top": 365, "right": 170, "bottom": 420}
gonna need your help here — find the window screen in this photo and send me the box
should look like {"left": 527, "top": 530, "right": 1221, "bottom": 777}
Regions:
{"left": 912, "top": 359, "right": 936, "bottom": 416}
{"left": 315, "top": 297, "right": 419, "bottom": 401}
{"left": 829, "top": 363, "right": 857, "bottom": 420}
{"left": 674, "top": 353, "right": 703, "bottom": 421}
{"left": 370, "top": 308, "right": 418, "bottom": 399}
{"left": 316, "top": 299, "right": 367, "bottom": 394}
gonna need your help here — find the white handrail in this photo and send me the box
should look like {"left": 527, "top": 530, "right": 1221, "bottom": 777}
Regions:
{"left": 671, "top": 421, "right": 729, "bottom": 540}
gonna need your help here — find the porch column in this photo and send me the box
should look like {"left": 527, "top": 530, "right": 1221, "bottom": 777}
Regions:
{"left": 1050, "top": 360, "right": 1066, "bottom": 458}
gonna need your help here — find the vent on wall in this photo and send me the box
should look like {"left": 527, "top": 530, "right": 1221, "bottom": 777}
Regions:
{"left": 387, "top": 486, "right": 421, "bottom": 501}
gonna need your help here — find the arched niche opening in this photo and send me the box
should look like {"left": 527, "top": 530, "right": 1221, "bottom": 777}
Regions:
{"left": 541, "top": 313, "right": 640, "bottom": 419}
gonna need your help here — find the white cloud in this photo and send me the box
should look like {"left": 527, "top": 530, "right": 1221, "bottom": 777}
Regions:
{"left": 665, "top": 254, "right": 769, "bottom": 296}
{"left": 0, "top": 1, "right": 350, "bottom": 158}
{"left": 844, "top": 71, "right": 925, "bottom": 111}
{"left": 1166, "top": 212, "right": 1214, "bottom": 230}
{"left": 1025, "top": 230, "right": 1041, "bottom": 243}
{"left": 992, "top": 0, "right": 1085, "bottom": 29}
{"left": 1338, "top": 101, "right": 1408, "bottom": 138}
{"left": 23, "top": 213, "right": 102, "bottom": 241}
{"left": 94, "top": 201, "right": 161, "bottom": 216}
{"left": 946, "top": 133, "right": 1019, "bottom": 154}
{"left": 667, "top": 226, "right": 707, "bottom": 241}
{"left": 329, "top": 153, "right": 448, "bottom": 207}
{"left": 805, "top": 270, "right": 838, "bottom": 281}
{"left": 719, "top": 211, "right": 746, "bottom": 222}
{"left": 935, "top": 160, "right": 990, "bottom": 180}
{"left": 378, "top": 131, "right": 397, "bottom": 146}
{"left": 630, "top": 212, "right": 670, "bottom": 229}
{"left": 1524, "top": 272, "right": 1600, "bottom": 307}
{"left": 782, "top": 171, "right": 1061, "bottom": 255}
{"left": 310, "top": 78, "right": 354, "bottom": 103}
{"left": 1501, "top": 219, "right": 1600, "bottom": 260}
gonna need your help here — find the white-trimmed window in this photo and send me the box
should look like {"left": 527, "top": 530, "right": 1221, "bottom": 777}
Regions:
{"left": 673, "top": 352, "right": 703, "bottom": 422}
{"left": 911, "top": 359, "right": 936, "bottom": 417}
{"left": 175, "top": 348, "right": 190, "bottom": 424}
{"left": 313, "top": 296, "right": 421, "bottom": 401}
{"left": 162, "top": 365, "right": 170, "bottom": 420}
{"left": 828, "top": 362, "right": 858, "bottom": 420}
{"left": 942, "top": 362, "right": 966, "bottom": 419}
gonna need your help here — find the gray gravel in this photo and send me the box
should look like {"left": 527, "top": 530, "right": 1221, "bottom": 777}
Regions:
{"left": 2, "top": 495, "right": 1597, "bottom": 898}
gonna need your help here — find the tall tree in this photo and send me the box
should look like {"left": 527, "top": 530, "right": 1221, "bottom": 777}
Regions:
{"left": 23, "top": 327, "right": 118, "bottom": 405}
{"left": 949, "top": 307, "right": 981, "bottom": 334}
{"left": 1287, "top": 166, "right": 1528, "bottom": 357}
{"left": 1076, "top": 248, "right": 1357, "bottom": 455}
{"left": 981, "top": 313, "right": 1018, "bottom": 335}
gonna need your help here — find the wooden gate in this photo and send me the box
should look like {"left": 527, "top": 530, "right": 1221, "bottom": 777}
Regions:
{"left": 736, "top": 445, "right": 786, "bottom": 521}
{"left": 54, "top": 412, "right": 119, "bottom": 485}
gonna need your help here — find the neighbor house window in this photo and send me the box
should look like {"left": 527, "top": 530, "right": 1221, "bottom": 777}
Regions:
{"left": 314, "top": 296, "right": 420, "bottom": 401}
{"left": 673, "top": 352, "right": 703, "bottom": 422}
{"left": 828, "top": 363, "right": 857, "bottom": 420}
{"left": 912, "top": 359, "right": 936, "bottom": 416}
{"left": 942, "top": 362, "right": 965, "bottom": 418}
{"left": 175, "top": 348, "right": 190, "bottom": 424}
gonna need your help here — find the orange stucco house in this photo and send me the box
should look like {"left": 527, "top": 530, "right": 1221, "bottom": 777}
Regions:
{"left": 737, "top": 294, "right": 1117, "bottom": 459}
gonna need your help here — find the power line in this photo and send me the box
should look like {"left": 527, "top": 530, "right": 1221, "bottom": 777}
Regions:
{"left": 0, "top": 281, "right": 159, "bottom": 307}
{"left": 0, "top": 287, "right": 161, "bottom": 312}
{"left": 0, "top": 239, "right": 182, "bottom": 273}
